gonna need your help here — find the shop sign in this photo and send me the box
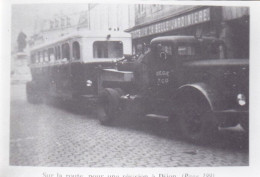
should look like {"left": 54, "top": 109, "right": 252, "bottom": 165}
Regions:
{"left": 131, "top": 8, "right": 210, "bottom": 39}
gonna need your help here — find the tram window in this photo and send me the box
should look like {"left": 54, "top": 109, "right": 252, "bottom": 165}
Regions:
{"left": 62, "top": 43, "right": 70, "bottom": 61}
{"left": 42, "top": 51, "right": 45, "bottom": 62}
{"left": 55, "top": 46, "right": 61, "bottom": 60}
{"left": 39, "top": 51, "right": 43, "bottom": 63}
{"left": 48, "top": 48, "right": 55, "bottom": 62}
{"left": 72, "top": 41, "right": 80, "bottom": 60}
{"left": 31, "top": 53, "right": 36, "bottom": 64}
{"left": 44, "top": 50, "right": 48, "bottom": 62}
{"left": 93, "top": 41, "right": 123, "bottom": 58}
{"left": 55, "top": 46, "right": 58, "bottom": 60}
{"left": 37, "top": 52, "right": 40, "bottom": 63}
{"left": 36, "top": 56, "right": 39, "bottom": 63}
{"left": 36, "top": 52, "right": 39, "bottom": 63}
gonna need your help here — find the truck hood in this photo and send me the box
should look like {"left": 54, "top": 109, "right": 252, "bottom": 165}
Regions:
{"left": 182, "top": 59, "right": 249, "bottom": 109}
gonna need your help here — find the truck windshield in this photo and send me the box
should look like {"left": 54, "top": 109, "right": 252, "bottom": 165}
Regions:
{"left": 93, "top": 41, "right": 123, "bottom": 58}
{"left": 155, "top": 43, "right": 173, "bottom": 60}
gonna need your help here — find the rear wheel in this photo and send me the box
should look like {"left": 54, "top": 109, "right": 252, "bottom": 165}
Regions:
{"left": 178, "top": 99, "right": 218, "bottom": 143}
{"left": 97, "top": 88, "right": 123, "bottom": 125}
{"left": 26, "top": 82, "right": 42, "bottom": 104}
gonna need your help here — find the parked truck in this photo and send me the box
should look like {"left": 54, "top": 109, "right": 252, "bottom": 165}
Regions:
{"left": 97, "top": 35, "right": 249, "bottom": 143}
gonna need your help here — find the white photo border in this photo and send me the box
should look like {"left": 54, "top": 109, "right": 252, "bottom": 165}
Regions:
{"left": 1, "top": 0, "right": 260, "bottom": 177}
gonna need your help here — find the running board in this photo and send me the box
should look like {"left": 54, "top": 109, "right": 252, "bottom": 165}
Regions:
{"left": 145, "top": 114, "right": 169, "bottom": 121}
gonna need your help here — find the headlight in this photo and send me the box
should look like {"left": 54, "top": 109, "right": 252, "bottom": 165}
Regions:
{"left": 86, "top": 80, "right": 93, "bottom": 87}
{"left": 237, "top": 93, "right": 246, "bottom": 106}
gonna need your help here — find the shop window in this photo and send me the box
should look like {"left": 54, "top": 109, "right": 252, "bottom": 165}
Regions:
{"left": 93, "top": 41, "right": 123, "bottom": 58}
{"left": 62, "top": 43, "right": 70, "bottom": 61}
{"left": 72, "top": 41, "right": 80, "bottom": 60}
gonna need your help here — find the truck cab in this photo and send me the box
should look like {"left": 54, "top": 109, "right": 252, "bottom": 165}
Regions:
{"left": 98, "top": 35, "right": 249, "bottom": 143}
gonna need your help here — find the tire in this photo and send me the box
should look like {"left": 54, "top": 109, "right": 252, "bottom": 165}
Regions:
{"left": 97, "top": 88, "right": 123, "bottom": 125}
{"left": 26, "top": 81, "right": 42, "bottom": 104}
{"left": 178, "top": 99, "right": 218, "bottom": 143}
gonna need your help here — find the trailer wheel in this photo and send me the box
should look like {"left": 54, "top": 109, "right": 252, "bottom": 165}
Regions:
{"left": 98, "top": 88, "right": 123, "bottom": 125}
{"left": 26, "top": 82, "right": 42, "bottom": 104}
{"left": 178, "top": 99, "right": 218, "bottom": 143}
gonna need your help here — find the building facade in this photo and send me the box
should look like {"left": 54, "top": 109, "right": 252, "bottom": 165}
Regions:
{"left": 88, "top": 4, "right": 135, "bottom": 32}
{"left": 29, "top": 11, "right": 85, "bottom": 46}
{"left": 126, "top": 5, "right": 249, "bottom": 59}
{"left": 29, "top": 4, "right": 135, "bottom": 47}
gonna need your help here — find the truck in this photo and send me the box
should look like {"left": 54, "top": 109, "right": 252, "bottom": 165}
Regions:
{"left": 97, "top": 35, "right": 249, "bottom": 143}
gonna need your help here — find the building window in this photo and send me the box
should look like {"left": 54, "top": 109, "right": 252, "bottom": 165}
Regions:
{"left": 93, "top": 41, "right": 123, "bottom": 58}
{"left": 137, "top": 4, "right": 146, "bottom": 17}
{"left": 151, "top": 4, "right": 163, "bottom": 13}
{"left": 62, "top": 43, "right": 70, "bottom": 61}
{"left": 72, "top": 41, "right": 80, "bottom": 60}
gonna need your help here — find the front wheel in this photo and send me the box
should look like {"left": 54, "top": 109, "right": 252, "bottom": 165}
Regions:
{"left": 97, "top": 88, "right": 123, "bottom": 125}
{"left": 178, "top": 100, "right": 218, "bottom": 143}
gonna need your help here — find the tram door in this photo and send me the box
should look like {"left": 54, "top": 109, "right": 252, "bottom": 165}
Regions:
{"left": 56, "top": 43, "right": 72, "bottom": 99}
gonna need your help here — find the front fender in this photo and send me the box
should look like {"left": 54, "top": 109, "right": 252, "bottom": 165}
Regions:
{"left": 176, "top": 83, "right": 223, "bottom": 111}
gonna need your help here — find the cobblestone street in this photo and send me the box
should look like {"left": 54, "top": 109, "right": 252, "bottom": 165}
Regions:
{"left": 10, "top": 84, "right": 249, "bottom": 167}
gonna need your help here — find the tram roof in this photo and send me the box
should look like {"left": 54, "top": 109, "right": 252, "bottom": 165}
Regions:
{"left": 30, "top": 30, "right": 131, "bottom": 51}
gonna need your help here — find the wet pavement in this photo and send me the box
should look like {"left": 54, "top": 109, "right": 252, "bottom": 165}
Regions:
{"left": 10, "top": 83, "right": 249, "bottom": 167}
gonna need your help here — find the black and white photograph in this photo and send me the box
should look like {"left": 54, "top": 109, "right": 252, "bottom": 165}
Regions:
{"left": 1, "top": 0, "right": 260, "bottom": 177}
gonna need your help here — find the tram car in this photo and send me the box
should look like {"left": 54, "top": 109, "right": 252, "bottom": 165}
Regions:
{"left": 26, "top": 31, "right": 132, "bottom": 103}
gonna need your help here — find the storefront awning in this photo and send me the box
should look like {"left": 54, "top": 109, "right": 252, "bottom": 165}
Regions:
{"left": 126, "top": 7, "right": 211, "bottom": 39}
